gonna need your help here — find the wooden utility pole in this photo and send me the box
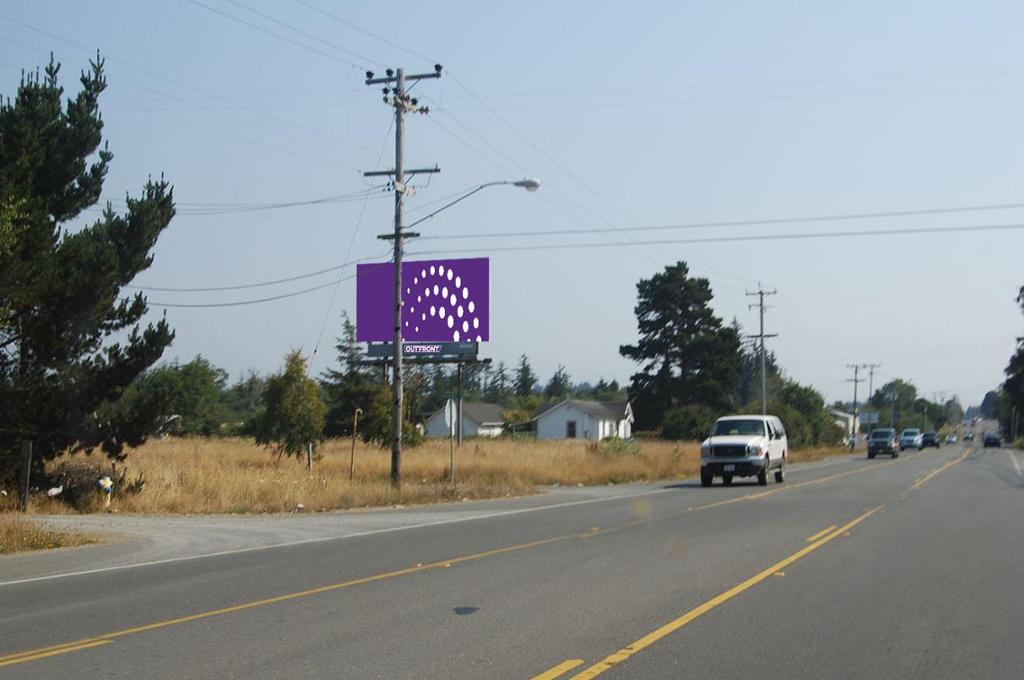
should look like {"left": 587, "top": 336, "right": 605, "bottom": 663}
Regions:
{"left": 364, "top": 65, "right": 442, "bottom": 489}
{"left": 746, "top": 285, "right": 777, "bottom": 414}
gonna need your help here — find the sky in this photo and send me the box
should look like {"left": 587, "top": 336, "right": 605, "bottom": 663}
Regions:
{"left": 3, "top": 0, "right": 1024, "bottom": 408}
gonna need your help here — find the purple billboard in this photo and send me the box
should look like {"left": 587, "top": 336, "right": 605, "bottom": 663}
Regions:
{"left": 356, "top": 257, "right": 489, "bottom": 343}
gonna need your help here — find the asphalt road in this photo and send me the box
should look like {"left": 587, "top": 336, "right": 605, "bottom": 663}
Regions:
{"left": 1, "top": 441, "right": 1021, "bottom": 679}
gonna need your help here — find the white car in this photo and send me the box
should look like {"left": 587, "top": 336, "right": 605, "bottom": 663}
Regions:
{"left": 899, "top": 428, "right": 923, "bottom": 451}
{"left": 700, "top": 415, "right": 788, "bottom": 487}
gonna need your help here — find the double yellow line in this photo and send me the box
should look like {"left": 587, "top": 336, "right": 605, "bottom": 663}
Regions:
{"left": 557, "top": 506, "right": 883, "bottom": 679}
{"left": 0, "top": 530, "right": 595, "bottom": 669}
{"left": 0, "top": 448, "right": 960, "bottom": 671}
{"left": 533, "top": 447, "right": 976, "bottom": 680}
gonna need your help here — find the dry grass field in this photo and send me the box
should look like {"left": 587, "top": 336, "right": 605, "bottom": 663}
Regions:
{"left": 23, "top": 437, "right": 853, "bottom": 515}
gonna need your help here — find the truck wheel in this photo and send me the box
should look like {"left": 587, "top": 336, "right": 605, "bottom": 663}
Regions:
{"left": 722, "top": 475, "right": 733, "bottom": 486}
{"left": 868, "top": 451, "right": 875, "bottom": 459}
{"left": 700, "top": 471, "right": 712, "bottom": 487}
{"left": 757, "top": 465, "right": 768, "bottom": 486}
{"left": 774, "top": 463, "right": 785, "bottom": 483}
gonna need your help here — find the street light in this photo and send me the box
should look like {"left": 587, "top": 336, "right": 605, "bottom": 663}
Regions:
{"left": 385, "top": 178, "right": 539, "bottom": 488}
{"left": 405, "top": 178, "right": 541, "bottom": 230}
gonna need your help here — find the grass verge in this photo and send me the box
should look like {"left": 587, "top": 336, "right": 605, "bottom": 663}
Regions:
{"left": 34, "top": 437, "right": 853, "bottom": 515}
{"left": 0, "top": 514, "right": 97, "bottom": 554}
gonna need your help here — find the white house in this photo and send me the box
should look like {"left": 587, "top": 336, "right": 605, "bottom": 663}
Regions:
{"left": 424, "top": 401, "right": 505, "bottom": 439}
{"left": 534, "top": 400, "right": 634, "bottom": 441}
{"left": 830, "top": 409, "right": 861, "bottom": 436}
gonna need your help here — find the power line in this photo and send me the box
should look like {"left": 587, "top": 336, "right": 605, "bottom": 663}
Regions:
{"left": 293, "top": 0, "right": 435, "bottom": 65}
{"left": 141, "top": 220, "right": 1024, "bottom": 307}
{"left": 417, "top": 200, "right": 1024, "bottom": 241}
{"left": 309, "top": 117, "right": 397, "bottom": 370}
{"left": 408, "top": 221, "right": 1024, "bottom": 256}
{"left": 147, "top": 259, "right": 392, "bottom": 308}
{"left": 134, "top": 220, "right": 1024, "bottom": 296}
{"left": 127, "top": 249, "right": 389, "bottom": 293}
{"left": 93, "top": 186, "right": 391, "bottom": 217}
{"left": 223, "top": 0, "right": 385, "bottom": 69}
{"left": 0, "top": 22, "right": 373, "bottom": 163}
{"left": 183, "top": 0, "right": 369, "bottom": 70}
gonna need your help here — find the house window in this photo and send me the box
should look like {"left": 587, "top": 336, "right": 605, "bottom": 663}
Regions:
{"left": 566, "top": 420, "right": 577, "bottom": 438}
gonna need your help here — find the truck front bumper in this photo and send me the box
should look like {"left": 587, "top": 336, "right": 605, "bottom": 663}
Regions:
{"left": 700, "top": 457, "right": 767, "bottom": 477}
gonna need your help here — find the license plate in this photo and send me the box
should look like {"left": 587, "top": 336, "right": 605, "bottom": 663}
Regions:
{"left": 723, "top": 464, "right": 735, "bottom": 472}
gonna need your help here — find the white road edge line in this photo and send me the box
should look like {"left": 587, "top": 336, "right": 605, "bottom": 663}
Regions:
{"left": 0, "top": 455, "right": 862, "bottom": 588}
{"left": 0, "top": 487, "right": 673, "bottom": 587}
{"left": 1008, "top": 450, "right": 1023, "bottom": 476}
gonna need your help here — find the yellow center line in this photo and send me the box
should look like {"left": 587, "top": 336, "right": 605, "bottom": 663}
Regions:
{"left": 0, "top": 640, "right": 111, "bottom": 668}
{"left": 562, "top": 448, "right": 975, "bottom": 680}
{"left": 805, "top": 525, "right": 838, "bottom": 542}
{"left": 900, "top": 449, "right": 973, "bottom": 498}
{"left": 684, "top": 449, "right": 926, "bottom": 516}
{"left": 0, "top": 529, "right": 596, "bottom": 668}
{"left": 0, "top": 447, "right": 946, "bottom": 670}
{"left": 567, "top": 506, "right": 884, "bottom": 680}
{"left": 530, "top": 658, "right": 585, "bottom": 680}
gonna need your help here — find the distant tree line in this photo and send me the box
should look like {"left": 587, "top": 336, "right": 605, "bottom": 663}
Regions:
{"left": 984, "top": 286, "right": 1024, "bottom": 440}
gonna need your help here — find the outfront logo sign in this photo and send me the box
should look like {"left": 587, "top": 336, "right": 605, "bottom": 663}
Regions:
{"left": 356, "top": 257, "right": 489, "bottom": 343}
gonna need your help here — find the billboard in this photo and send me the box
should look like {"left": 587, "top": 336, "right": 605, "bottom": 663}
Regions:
{"left": 356, "top": 257, "right": 489, "bottom": 343}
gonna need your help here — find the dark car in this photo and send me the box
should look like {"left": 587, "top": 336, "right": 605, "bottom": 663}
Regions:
{"left": 921, "top": 432, "right": 941, "bottom": 448}
{"left": 867, "top": 428, "right": 899, "bottom": 459}
{"left": 983, "top": 431, "right": 1001, "bottom": 448}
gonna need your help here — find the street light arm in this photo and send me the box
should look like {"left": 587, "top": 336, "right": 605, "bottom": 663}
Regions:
{"left": 403, "top": 178, "right": 540, "bottom": 231}
{"left": 405, "top": 183, "right": 500, "bottom": 230}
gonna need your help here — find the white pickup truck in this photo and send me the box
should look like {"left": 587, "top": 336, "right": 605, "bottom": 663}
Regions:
{"left": 699, "top": 415, "right": 788, "bottom": 487}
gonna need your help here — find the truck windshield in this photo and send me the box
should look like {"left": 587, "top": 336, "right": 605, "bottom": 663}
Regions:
{"left": 870, "top": 430, "right": 894, "bottom": 439}
{"left": 712, "top": 419, "right": 765, "bottom": 436}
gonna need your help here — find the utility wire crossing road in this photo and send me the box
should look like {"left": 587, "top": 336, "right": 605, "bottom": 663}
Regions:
{"left": 1, "top": 443, "right": 1020, "bottom": 679}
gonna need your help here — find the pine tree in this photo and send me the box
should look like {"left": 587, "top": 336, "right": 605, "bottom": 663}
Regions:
{"left": 320, "top": 312, "right": 379, "bottom": 437}
{"left": 544, "top": 365, "right": 572, "bottom": 399}
{"left": 485, "top": 362, "right": 509, "bottom": 402}
{"left": 0, "top": 54, "right": 175, "bottom": 481}
{"left": 619, "top": 261, "right": 741, "bottom": 430}
{"left": 514, "top": 354, "right": 538, "bottom": 397}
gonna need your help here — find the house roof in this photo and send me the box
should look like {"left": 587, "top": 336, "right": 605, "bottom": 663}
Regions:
{"left": 462, "top": 402, "right": 505, "bottom": 425}
{"left": 535, "top": 399, "right": 631, "bottom": 421}
{"left": 429, "top": 401, "right": 505, "bottom": 425}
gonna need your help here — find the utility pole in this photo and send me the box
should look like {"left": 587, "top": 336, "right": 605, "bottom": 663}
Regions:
{"left": 20, "top": 440, "right": 32, "bottom": 512}
{"left": 863, "top": 363, "right": 880, "bottom": 425}
{"left": 847, "top": 364, "right": 868, "bottom": 449}
{"left": 365, "top": 65, "right": 442, "bottom": 489}
{"left": 865, "top": 364, "right": 880, "bottom": 405}
{"left": 746, "top": 285, "right": 778, "bottom": 415}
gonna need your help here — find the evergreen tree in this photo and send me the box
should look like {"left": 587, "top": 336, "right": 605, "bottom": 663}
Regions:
{"left": 485, "top": 361, "right": 510, "bottom": 402}
{"left": 1001, "top": 286, "right": 1024, "bottom": 435}
{"left": 513, "top": 354, "right": 538, "bottom": 397}
{"left": 320, "top": 312, "right": 380, "bottom": 438}
{"left": 544, "top": 365, "right": 572, "bottom": 399}
{"left": 0, "top": 55, "right": 175, "bottom": 481}
{"left": 619, "top": 262, "right": 741, "bottom": 430}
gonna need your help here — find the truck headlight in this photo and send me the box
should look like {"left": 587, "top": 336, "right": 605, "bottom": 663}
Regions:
{"left": 747, "top": 443, "right": 765, "bottom": 456}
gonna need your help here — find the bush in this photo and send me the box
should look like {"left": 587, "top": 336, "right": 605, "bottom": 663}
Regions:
{"left": 661, "top": 404, "right": 716, "bottom": 440}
